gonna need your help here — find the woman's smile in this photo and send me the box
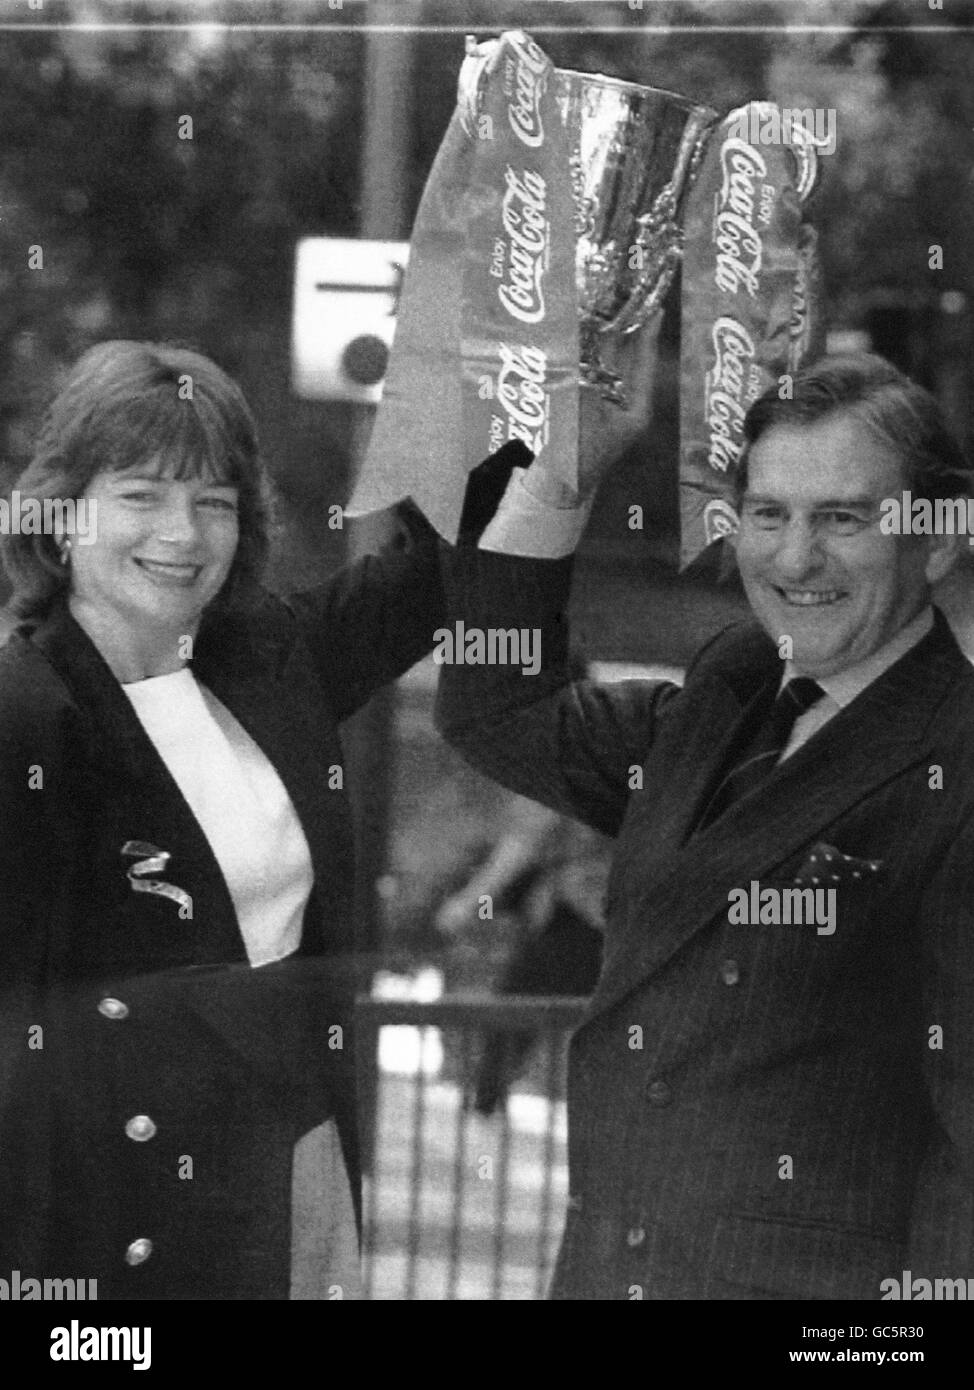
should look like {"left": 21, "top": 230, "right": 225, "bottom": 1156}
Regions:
{"left": 132, "top": 556, "right": 206, "bottom": 587}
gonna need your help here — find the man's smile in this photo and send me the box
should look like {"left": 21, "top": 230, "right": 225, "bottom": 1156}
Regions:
{"left": 772, "top": 586, "right": 849, "bottom": 607}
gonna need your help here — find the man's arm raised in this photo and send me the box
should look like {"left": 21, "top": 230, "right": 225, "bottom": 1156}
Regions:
{"left": 436, "top": 324, "right": 678, "bottom": 837}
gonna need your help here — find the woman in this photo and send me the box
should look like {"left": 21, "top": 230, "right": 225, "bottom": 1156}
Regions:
{"left": 0, "top": 340, "right": 445, "bottom": 1299}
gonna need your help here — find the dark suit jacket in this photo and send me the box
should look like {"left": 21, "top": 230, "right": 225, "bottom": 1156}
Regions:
{"left": 0, "top": 506, "right": 445, "bottom": 1300}
{"left": 435, "top": 544, "right": 974, "bottom": 1300}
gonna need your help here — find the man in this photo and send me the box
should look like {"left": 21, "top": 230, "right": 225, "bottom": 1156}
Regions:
{"left": 435, "top": 354, "right": 974, "bottom": 1300}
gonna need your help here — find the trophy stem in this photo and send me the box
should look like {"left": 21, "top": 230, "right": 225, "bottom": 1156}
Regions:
{"left": 580, "top": 323, "right": 628, "bottom": 407}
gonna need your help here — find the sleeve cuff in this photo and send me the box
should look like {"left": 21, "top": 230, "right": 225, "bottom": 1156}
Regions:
{"left": 478, "top": 468, "right": 592, "bottom": 558}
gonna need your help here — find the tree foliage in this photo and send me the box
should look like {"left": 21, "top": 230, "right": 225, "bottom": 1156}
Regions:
{"left": 1, "top": 0, "right": 971, "bottom": 488}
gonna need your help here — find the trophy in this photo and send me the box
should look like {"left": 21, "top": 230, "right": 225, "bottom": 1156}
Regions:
{"left": 458, "top": 38, "right": 718, "bottom": 405}
{"left": 348, "top": 29, "right": 826, "bottom": 562}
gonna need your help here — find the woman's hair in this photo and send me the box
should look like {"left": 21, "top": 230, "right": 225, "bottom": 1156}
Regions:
{"left": 734, "top": 353, "right": 973, "bottom": 503}
{"left": 1, "top": 339, "right": 273, "bottom": 619}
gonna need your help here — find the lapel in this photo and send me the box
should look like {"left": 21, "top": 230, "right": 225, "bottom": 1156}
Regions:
{"left": 28, "top": 602, "right": 245, "bottom": 961}
{"left": 27, "top": 598, "right": 349, "bottom": 961}
{"left": 588, "top": 610, "right": 968, "bottom": 1024}
{"left": 631, "top": 628, "right": 782, "bottom": 856}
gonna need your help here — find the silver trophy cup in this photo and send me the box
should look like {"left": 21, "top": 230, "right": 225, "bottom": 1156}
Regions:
{"left": 460, "top": 39, "right": 718, "bottom": 404}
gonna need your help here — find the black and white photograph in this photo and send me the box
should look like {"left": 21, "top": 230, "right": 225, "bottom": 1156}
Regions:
{"left": 0, "top": 0, "right": 972, "bottom": 1357}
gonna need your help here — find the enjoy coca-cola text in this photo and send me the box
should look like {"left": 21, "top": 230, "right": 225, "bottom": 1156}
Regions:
{"left": 706, "top": 315, "right": 756, "bottom": 471}
{"left": 714, "top": 136, "right": 767, "bottom": 298}
{"left": 496, "top": 342, "right": 550, "bottom": 456}
{"left": 497, "top": 165, "right": 549, "bottom": 325}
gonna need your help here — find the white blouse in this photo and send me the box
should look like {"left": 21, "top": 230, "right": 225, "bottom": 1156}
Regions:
{"left": 122, "top": 666, "right": 314, "bottom": 967}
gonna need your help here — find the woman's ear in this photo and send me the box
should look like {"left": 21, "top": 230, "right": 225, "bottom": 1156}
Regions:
{"left": 934, "top": 551, "right": 974, "bottom": 662}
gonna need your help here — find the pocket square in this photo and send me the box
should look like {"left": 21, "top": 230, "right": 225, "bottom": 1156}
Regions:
{"left": 791, "top": 842, "right": 883, "bottom": 888}
{"left": 121, "top": 840, "right": 193, "bottom": 915}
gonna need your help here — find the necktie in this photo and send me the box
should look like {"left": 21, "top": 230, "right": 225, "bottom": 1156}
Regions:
{"left": 698, "top": 677, "right": 825, "bottom": 830}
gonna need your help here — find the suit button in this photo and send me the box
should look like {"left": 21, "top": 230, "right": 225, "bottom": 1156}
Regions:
{"left": 720, "top": 959, "right": 740, "bottom": 986}
{"left": 98, "top": 997, "right": 130, "bottom": 1020}
{"left": 626, "top": 1226, "right": 646, "bottom": 1248}
{"left": 566, "top": 1194, "right": 584, "bottom": 1213}
{"left": 125, "top": 1238, "right": 153, "bottom": 1266}
{"left": 125, "top": 1115, "right": 157, "bottom": 1142}
{"left": 645, "top": 1079, "right": 672, "bottom": 1106}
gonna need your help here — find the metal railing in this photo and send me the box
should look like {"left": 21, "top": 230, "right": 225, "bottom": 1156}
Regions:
{"left": 357, "top": 994, "right": 588, "bottom": 1301}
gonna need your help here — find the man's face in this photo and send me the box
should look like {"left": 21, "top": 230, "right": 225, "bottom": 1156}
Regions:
{"left": 734, "top": 413, "right": 946, "bottom": 679}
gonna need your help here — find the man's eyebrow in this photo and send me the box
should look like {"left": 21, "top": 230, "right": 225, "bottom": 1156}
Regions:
{"left": 741, "top": 492, "right": 878, "bottom": 509}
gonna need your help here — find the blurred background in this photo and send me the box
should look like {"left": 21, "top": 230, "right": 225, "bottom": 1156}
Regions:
{"left": 2, "top": 0, "right": 973, "bottom": 1295}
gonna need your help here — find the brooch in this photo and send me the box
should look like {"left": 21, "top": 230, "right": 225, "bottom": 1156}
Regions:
{"left": 121, "top": 841, "right": 194, "bottom": 916}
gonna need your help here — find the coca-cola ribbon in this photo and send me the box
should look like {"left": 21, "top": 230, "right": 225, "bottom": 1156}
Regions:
{"left": 459, "top": 31, "right": 579, "bottom": 506}
{"left": 679, "top": 102, "right": 826, "bottom": 568}
{"left": 346, "top": 30, "right": 579, "bottom": 541}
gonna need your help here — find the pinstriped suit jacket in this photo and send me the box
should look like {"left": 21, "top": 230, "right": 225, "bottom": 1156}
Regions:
{"left": 435, "top": 544, "right": 974, "bottom": 1300}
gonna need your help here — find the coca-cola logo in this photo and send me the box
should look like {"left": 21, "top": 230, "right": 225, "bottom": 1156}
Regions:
{"left": 706, "top": 315, "right": 756, "bottom": 472}
{"left": 496, "top": 342, "right": 549, "bottom": 456}
{"left": 505, "top": 32, "right": 548, "bottom": 148}
{"left": 714, "top": 136, "right": 767, "bottom": 298}
{"left": 497, "top": 165, "right": 549, "bottom": 325}
{"left": 704, "top": 498, "right": 740, "bottom": 543}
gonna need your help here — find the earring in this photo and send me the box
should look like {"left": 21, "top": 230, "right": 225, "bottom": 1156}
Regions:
{"left": 59, "top": 539, "right": 72, "bottom": 566}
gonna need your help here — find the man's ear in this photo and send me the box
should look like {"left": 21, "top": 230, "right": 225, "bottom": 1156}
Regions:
{"left": 924, "top": 527, "right": 963, "bottom": 586}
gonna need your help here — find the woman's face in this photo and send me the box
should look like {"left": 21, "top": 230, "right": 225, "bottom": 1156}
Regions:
{"left": 67, "top": 462, "right": 240, "bottom": 640}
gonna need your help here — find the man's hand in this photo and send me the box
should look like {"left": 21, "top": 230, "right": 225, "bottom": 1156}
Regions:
{"left": 521, "top": 316, "right": 661, "bottom": 508}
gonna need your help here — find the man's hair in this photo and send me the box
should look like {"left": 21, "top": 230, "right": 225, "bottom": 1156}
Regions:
{"left": 734, "top": 353, "right": 972, "bottom": 504}
{"left": 1, "top": 339, "right": 272, "bottom": 619}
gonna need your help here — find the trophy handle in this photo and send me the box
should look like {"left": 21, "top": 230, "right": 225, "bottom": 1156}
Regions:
{"left": 582, "top": 118, "right": 714, "bottom": 404}
{"left": 610, "top": 119, "right": 715, "bottom": 340}
{"left": 613, "top": 185, "right": 683, "bottom": 338}
{"left": 458, "top": 35, "right": 501, "bottom": 137}
{"left": 788, "top": 118, "right": 822, "bottom": 202}
{"left": 747, "top": 101, "right": 822, "bottom": 201}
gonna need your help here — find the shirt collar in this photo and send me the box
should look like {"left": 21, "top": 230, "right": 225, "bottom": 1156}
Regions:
{"left": 783, "top": 606, "right": 934, "bottom": 710}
